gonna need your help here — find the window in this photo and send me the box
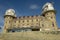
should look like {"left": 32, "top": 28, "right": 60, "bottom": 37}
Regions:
{"left": 27, "top": 24, "right": 29, "bottom": 25}
{"left": 42, "top": 24, "right": 44, "bottom": 27}
{"left": 47, "top": 13, "right": 48, "bottom": 15}
{"left": 19, "top": 21, "right": 20, "bottom": 23}
{"left": 19, "top": 17, "right": 21, "bottom": 19}
{"left": 52, "top": 23, "right": 54, "bottom": 27}
{"left": 15, "top": 21, "right": 16, "bottom": 23}
{"left": 36, "top": 19, "right": 38, "bottom": 21}
{"left": 27, "top": 16, "right": 29, "bottom": 18}
{"left": 12, "top": 30, "right": 15, "bottom": 32}
{"left": 42, "top": 14, "right": 45, "bottom": 16}
{"left": 51, "top": 17, "right": 53, "bottom": 19}
{"left": 9, "top": 21, "right": 10, "bottom": 23}
{"left": 32, "top": 29, "right": 40, "bottom": 31}
{"left": 31, "top": 16, "right": 33, "bottom": 17}
{"left": 23, "top": 16, "right": 25, "bottom": 18}
{"left": 23, "top": 20, "right": 24, "bottom": 23}
{"left": 27, "top": 20, "right": 29, "bottom": 22}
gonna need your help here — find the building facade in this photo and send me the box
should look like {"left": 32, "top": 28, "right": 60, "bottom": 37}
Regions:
{"left": 4, "top": 2, "right": 58, "bottom": 32}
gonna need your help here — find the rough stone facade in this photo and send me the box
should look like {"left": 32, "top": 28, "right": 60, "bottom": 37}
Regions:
{"left": 4, "top": 2, "right": 58, "bottom": 32}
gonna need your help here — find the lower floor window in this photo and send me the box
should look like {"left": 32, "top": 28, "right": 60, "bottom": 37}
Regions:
{"left": 7, "top": 28, "right": 40, "bottom": 32}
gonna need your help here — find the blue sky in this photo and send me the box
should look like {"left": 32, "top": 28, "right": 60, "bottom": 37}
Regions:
{"left": 0, "top": 0, "right": 60, "bottom": 30}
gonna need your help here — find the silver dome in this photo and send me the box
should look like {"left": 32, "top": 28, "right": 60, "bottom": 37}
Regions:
{"left": 5, "top": 9, "right": 16, "bottom": 17}
{"left": 42, "top": 2, "right": 54, "bottom": 12}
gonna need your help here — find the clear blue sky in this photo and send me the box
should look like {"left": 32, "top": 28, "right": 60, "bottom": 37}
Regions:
{"left": 0, "top": 0, "right": 60, "bottom": 29}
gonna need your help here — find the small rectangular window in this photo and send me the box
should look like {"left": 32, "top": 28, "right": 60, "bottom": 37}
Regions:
{"left": 19, "top": 21, "right": 20, "bottom": 23}
{"left": 23, "top": 21, "right": 24, "bottom": 23}
{"left": 9, "top": 21, "right": 10, "bottom": 23}
{"left": 23, "top": 16, "right": 25, "bottom": 18}
{"left": 15, "top": 21, "right": 16, "bottom": 23}
{"left": 27, "top": 24, "right": 29, "bottom": 25}
{"left": 51, "top": 17, "right": 53, "bottom": 19}
{"left": 42, "top": 24, "right": 44, "bottom": 27}
{"left": 31, "top": 16, "right": 33, "bottom": 17}
{"left": 36, "top": 19, "right": 38, "bottom": 21}
{"left": 27, "top": 16, "right": 29, "bottom": 18}
{"left": 27, "top": 20, "right": 29, "bottom": 22}
{"left": 52, "top": 23, "right": 54, "bottom": 27}
{"left": 19, "top": 17, "right": 21, "bottom": 19}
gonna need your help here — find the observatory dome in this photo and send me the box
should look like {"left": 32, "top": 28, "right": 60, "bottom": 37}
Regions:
{"left": 5, "top": 9, "right": 16, "bottom": 17}
{"left": 42, "top": 2, "right": 54, "bottom": 12}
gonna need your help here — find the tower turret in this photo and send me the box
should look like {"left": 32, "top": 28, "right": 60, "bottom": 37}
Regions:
{"left": 41, "top": 2, "right": 57, "bottom": 30}
{"left": 4, "top": 9, "right": 16, "bottom": 32}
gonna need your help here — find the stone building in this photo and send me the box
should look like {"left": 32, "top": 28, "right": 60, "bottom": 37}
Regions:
{"left": 4, "top": 2, "right": 58, "bottom": 32}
